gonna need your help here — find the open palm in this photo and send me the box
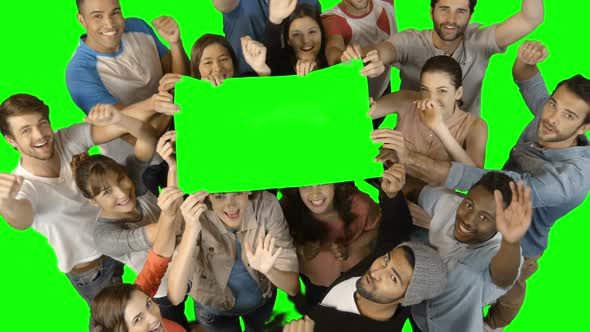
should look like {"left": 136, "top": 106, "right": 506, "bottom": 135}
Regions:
{"left": 495, "top": 181, "right": 532, "bottom": 244}
{"left": 245, "top": 230, "right": 283, "bottom": 275}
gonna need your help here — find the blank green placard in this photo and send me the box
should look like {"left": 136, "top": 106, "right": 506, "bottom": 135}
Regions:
{"left": 174, "top": 60, "right": 383, "bottom": 193}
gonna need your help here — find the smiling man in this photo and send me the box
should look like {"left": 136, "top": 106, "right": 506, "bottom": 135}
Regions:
{"left": 372, "top": 41, "right": 590, "bottom": 330}
{"left": 407, "top": 172, "right": 531, "bottom": 332}
{"left": 363, "top": 0, "right": 544, "bottom": 116}
{"left": 66, "top": 0, "right": 189, "bottom": 195}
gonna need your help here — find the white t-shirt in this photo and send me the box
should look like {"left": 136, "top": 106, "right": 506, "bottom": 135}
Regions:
{"left": 320, "top": 277, "right": 361, "bottom": 315}
{"left": 13, "top": 123, "right": 102, "bottom": 273}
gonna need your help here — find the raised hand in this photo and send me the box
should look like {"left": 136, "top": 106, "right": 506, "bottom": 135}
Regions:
{"left": 295, "top": 59, "right": 317, "bottom": 77}
{"left": 269, "top": 0, "right": 297, "bottom": 24}
{"left": 371, "top": 129, "right": 409, "bottom": 163}
{"left": 152, "top": 16, "right": 181, "bottom": 44}
{"left": 381, "top": 164, "right": 406, "bottom": 198}
{"left": 241, "top": 36, "right": 270, "bottom": 74}
{"left": 495, "top": 181, "right": 532, "bottom": 245}
{"left": 157, "top": 186, "right": 185, "bottom": 218}
{"left": 341, "top": 43, "right": 363, "bottom": 62}
{"left": 156, "top": 130, "right": 177, "bottom": 166}
{"left": 360, "top": 49, "right": 385, "bottom": 78}
{"left": 158, "top": 73, "right": 183, "bottom": 94}
{"left": 245, "top": 230, "right": 283, "bottom": 275}
{"left": 283, "top": 316, "right": 315, "bottom": 332}
{"left": 0, "top": 173, "right": 23, "bottom": 204}
{"left": 415, "top": 99, "right": 443, "bottom": 130}
{"left": 517, "top": 41, "right": 548, "bottom": 66}
{"left": 84, "top": 104, "right": 121, "bottom": 126}
{"left": 180, "top": 191, "right": 208, "bottom": 229}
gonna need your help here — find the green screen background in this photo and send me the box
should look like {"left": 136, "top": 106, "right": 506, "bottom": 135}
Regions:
{"left": 0, "top": 0, "right": 588, "bottom": 330}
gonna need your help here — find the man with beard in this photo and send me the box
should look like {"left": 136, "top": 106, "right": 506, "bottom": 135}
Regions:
{"left": 295, "top": 241, "right": 447, "bottom": 332}
{"left": 372, "top": 41, "right": 590, "bottom": 330}
{"left": 347, "top": 0, "right": 544, "bottom": 116}
{"left": 409, "top": 172, "right": 531, "bottom": 332}
{"left": 0, "top": 95, "right": 156, "bottom": 304}
{"left": 321, "top": 0, "right": 397, "bottom": 100}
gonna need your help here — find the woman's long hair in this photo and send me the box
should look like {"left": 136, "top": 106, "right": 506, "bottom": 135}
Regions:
{"left": 281, "top": 182, "right": 358, "bottom": 245}
{"left": 282, "top": 4, "right": 328, "bottom": 70}
{"left": 91, "top": 284, "right": 144, "bottom": 332}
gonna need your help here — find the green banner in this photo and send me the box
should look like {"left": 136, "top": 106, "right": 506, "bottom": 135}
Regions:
{"left": 174, "top": 60, "right": 383, "bottom": 193}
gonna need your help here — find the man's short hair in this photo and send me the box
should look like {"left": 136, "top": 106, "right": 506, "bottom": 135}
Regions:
{"left": 470, "top": 171, "right": 514, "bottom": 207}
{"left": 76, "top": 0, "right": 84, "bottom": 11}
{"left": 0, "top": 94, "right": 50, "bottom": 137}
{"left": 430, "top": 0, "right": 477, "bottom": 14}
{"left": 555, "top": 74, "right": 590, "bottom": 124}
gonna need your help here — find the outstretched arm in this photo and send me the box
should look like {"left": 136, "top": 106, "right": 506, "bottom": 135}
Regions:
{"left": 489, "top": 182, "right": 532, "bottom": 288}
{"left": 495, "top": 0, "right": 544, "bottom": 48}
{"left": 154, "top": 16, "right": 190, "bottom": 75}
{"left": 167, "top": 191, "right": 208, "bottom": 305}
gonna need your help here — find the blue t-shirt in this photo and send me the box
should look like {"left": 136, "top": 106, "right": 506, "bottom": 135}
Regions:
{"left": 223, "top": 0, "right": 320, "bottom": 73}
{"left": 66, "top": 17, "right": 168, "bottom": 114}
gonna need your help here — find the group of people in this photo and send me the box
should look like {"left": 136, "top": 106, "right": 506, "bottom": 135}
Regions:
{"left": 0, "top": 0, "right": 588, "bottom": 331}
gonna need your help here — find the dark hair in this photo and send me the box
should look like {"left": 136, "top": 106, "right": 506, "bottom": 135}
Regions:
{"left": 555, "top": 74, "right": 590, "bottom": 124}
{"left": 0, "top": 94, "right": 50, "bottom": 137}
{"left": 204, "top": 191, "right": 261, "bottom": 210}
{"left": 420, "top": 55, "right": 464, "bottom": 107}
{"left": 76, "top": 0, "right": 84, "bottom": 11}
{"left": 91, "top": 283, "right": 144, "bottom": 332}
{"left": 398, "top": 245, "right": 416, "bottom": 269}
{"left": 470, "top": 171, "right": 513, "bottom": 207}
{"left": 71, "top": 153, "right": 128, "bottom": 199}
{"left": 430, "top": 0, "right": 477, "bottom": 14}
{"left": 283, "top": 4, "right": 328, "bottom": 69}
{"left": 280, "top": 183, "right": 358, "bottom": 245}
{"left": 189, "top": 34, "right": 239, "bottom": 79}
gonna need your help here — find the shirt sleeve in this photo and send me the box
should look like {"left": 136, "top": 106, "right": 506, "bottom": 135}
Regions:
{"left": 445, "top": 161, "right": 590, "bottom": 209}
{"left": 259, "top": 192, "right": 299, "bottom": 273}
{"left": 469, "top": 23, "right": 505, "bottom": 57}
{"left": 515, "top": 73, "right": 550, "bottom": 118}
{"left": 93, "top": 222, "right": 152, "bottom": 258}
{"left": 418, "top": 185, "right": 452, "bottom": 217}
{"left": 14, "top": 179, "right": 37, "bottom": 216}
{"left": 59, "top": 123, "right": 95, "bottom": 154}
{"left": 135, "top": 249, "right": 172, "bottom": 297}
{"left": 125, "top": 18, "right": 169, "bottom": 59}
{"left": 321, "top": 15, "right": 353, "bottom": 45}
{"left": 66, "top": 65, "right": 119, "bottom": 114}
{"left": 389, "top": 29, "right": 417, "bottom": 65}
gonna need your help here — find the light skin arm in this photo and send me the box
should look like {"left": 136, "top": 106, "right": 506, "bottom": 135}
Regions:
{"left": 325, "top": 34, "right": 346, "bottom": 66}
{"left": 369, "top": 90, "right": 419, "bottom": 120}
{"left": 245, "top": 232, "right": 300, "bottom": 296}
{"left": 512, "top": 40, "right": 548, "bottom": 81}
{"left": 373, "top": 40, "right": 397, "bottom": 66}
{"left": 0, "top": 174, "right": 33, "bottom": 230}
{"left": 212, "top": 0, "right": 240, "bottom": 13}
{"left": 154, "top": 17, "right": 190, "bottom": 75}
{"left": 167, "top": 192, "right": 208, "bottom": 305}
{"left": 490, "top": 182, "right": 532, "bottom": 288}
{"left": 495, "top": 0, "right": 544, "bottom": 48}
{"left": 86, "top": 105, "right": 158, "bottom": 162}
{"left": 153, "top": 187, "right": 185, "bottom": 258}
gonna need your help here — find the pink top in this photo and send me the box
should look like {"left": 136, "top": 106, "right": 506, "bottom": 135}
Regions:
{"left": 300, "top": 192, "right": 381, "bottom": 287}
{"left": 396, "top": 106, "right": 478, "bottom": 161}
